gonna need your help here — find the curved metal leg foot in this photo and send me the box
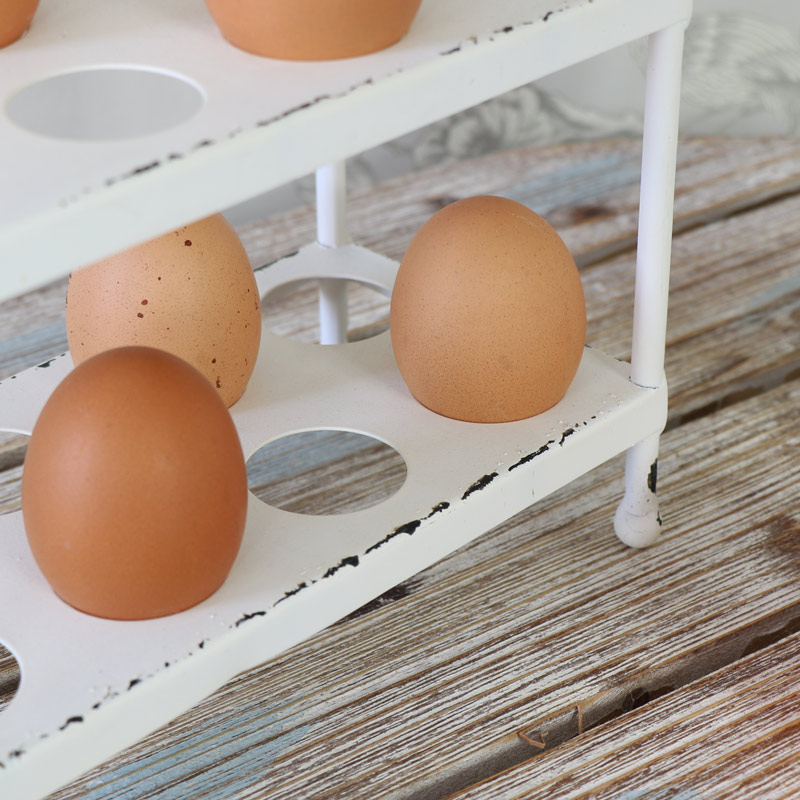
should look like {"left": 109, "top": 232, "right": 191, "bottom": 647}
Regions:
{"left": 614, "top": 432, "right": 662, "bottom": 548}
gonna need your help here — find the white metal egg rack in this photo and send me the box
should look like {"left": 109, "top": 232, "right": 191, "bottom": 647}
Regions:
{"left": 0, "top": 0, "right": 691, "bottom": 797}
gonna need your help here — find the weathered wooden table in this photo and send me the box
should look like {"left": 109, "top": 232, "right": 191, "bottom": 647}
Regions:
{"left": 1, "top": 135, "right": 799, "bottom": 799}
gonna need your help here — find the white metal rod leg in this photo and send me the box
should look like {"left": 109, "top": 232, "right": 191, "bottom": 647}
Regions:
{"left": 316, "top": 161, "right": 351, "bottom": 345}
{"left": 614, "top": 21, "right": 686, "bottom": 548}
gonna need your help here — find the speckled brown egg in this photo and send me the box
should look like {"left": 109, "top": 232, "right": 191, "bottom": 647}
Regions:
{"left": 21, "top": 347, "right": 248, "bottom": 620}
{"left": 66, "top": 214, "right": 261, "bottom": 407}
{"left": 390, "top": 195, "right": 586, "bottom": 423}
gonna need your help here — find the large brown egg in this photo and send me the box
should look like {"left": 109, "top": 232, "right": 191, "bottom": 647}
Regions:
{"left": 66, "top": 214, "right": 261, "bottom": 408}
{"left": 390, "top": 196, "right": 586, "bottom": 423}
{"left": 21, "top": 347, "right": 248, "bottom": 620}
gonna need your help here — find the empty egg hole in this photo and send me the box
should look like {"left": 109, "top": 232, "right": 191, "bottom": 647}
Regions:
{"left": 6, "top": 66, "right": 204, "bottom": 141}
{"left": 247, "top": 430, "right": 406, "bottom": 515}
{"left": 0, "top": 432, "right": 30, "bottom": 516}
{"left": 0, "top": 643, "right": 20, "bottom": 716}
{"left": 261, "top": 279, "right": 390, "bottom": 344}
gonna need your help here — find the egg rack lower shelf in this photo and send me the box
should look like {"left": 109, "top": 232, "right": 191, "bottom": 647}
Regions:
{"left": 0, "top": 243, "right": 667, "bottom": 800}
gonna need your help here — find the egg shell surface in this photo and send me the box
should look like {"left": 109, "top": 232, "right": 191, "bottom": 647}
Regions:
{"left": 21, "top": 347, "right": 248, "bottom": 620}
{"left": 66, "top": 214, "right": 261, "bottom": 408}
{"left": 205, "top": 0, "right": 423, "bottom": 60}
{"left": 0, "top": 0, "right": 39, "bottom": 48}
{"left": 390, "top": 195, "right": 587, "bottom": 423}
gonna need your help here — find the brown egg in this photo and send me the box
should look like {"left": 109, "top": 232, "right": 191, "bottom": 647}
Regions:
{"left": 21, "top": 347, "right": 248, "bottom": 620}
{"left": 0, "top": 0, "right": 39, "bottom": 48}
{"left": 205, "top": 0, "right": 422, "bottom": 60}
{"left": 390, "top": 196, "right": 587, "bottom": 423}
{"left": 66, "top": 214, "right": 261, "bottom": 408}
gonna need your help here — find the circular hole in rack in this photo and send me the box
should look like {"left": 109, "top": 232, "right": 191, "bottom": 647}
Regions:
{"left": 0, "top": 432, "right": 30, "bottom": 517}
{"left": 247, "top": 430, "right": 406, "bottom": 515}
{"left": 0, "top": 642, "right": 21, "bottom": 717}
{"left": 6, "top": 66, "right": 204, "bottom": 141}
{"left": 261, "top": 279, "right": 390, "bottom": 344}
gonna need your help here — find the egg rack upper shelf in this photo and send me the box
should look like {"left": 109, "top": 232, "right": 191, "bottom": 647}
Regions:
{"left": 1, "top": 0, "right": 689, "bottom": 303}
{"left": 0, "top": 0, "right": 691, "bottom": 797}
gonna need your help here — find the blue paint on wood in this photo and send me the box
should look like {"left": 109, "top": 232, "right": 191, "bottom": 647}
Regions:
{"left": 246, "top": 429, "right": 380, "bottom": 484}
{"left": 77, "top": 699, "right": 314, "bottom": 798}
{"left": 503, "top": 153, "right": 641, "bottom": 214}
{"left": 0, "top": 322, "right": 67, "bottom": 380}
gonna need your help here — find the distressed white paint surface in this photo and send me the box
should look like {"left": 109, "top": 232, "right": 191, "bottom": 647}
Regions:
{"left": 0, "top": 0, "right": 690, "bottom": 301}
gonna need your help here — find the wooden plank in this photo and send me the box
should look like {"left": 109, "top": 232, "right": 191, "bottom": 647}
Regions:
{"left": 0, "top": 433, "right": 27, "bottom": 474}
{"left": 449, "top": 628, "right": 800, "bottom": 800}
{"left": 0, "top": 647, "right": 17, "bottom": 717}
{"left": 585, "top": 189, "right": 800, "bottom": 424}
{"left": 261, "top": 279, "right": 390, "bottom": 345}
{"left": 247, "top": 431, "right": 407, "bottom": 516}
{"left": 2, "top": 137, "right": 800, "bottom": 379}
{"left": 1, "top": 137, "right": 798, "bottom": 798}
{"left": 2, "top": 140, "right": 797, "bottom": 509}
{"left": 0, "top": 464, "right": 22, "bottom": 518}
{"left": 237, "top": 137, "right": 800, "bottom": 269}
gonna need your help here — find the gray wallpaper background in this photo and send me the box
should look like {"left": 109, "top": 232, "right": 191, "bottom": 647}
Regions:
{"left": 227, "top": 0, "right": 800, "bottom": 224}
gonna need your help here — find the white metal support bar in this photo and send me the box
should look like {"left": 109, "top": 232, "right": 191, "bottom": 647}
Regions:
{"left": 614, "top": 20, "right": 686, "bottom": 548}
{"left": 315, "top": 161, "right": 351, "bottom": 345}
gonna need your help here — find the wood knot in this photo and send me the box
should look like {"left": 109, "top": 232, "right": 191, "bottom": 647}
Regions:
{"left": 766, "top": 514, "right": 800, "bottom": 562}
{"left": 569, "top": 204, "right": 612, "bottom": 223}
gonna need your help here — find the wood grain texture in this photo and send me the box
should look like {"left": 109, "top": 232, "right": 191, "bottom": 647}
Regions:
{"left": 2, "top": 137, "right": 800, "bottom": 378}
{"left": 236, "top": 137, "right": 800, "bottom": 271}
{"left": 0, "top": 463, "right": 22, "bottom": 517}
{"left": 0, "top": 137, "right": 798, "bottom": 799}
{"left": 450, "top": 624, "right": 800, "bottom": 800}
{"left": 262, "top": 280, "right": 390, "bottom": 345}
{"left": 586, "top": 189, "right": 800, "bottom": 423}
{"left": 0, "top": 647, "right": 17, "bottom": 716}
{"left": 248, "top": 431, "right": 406, "bottom": 515}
